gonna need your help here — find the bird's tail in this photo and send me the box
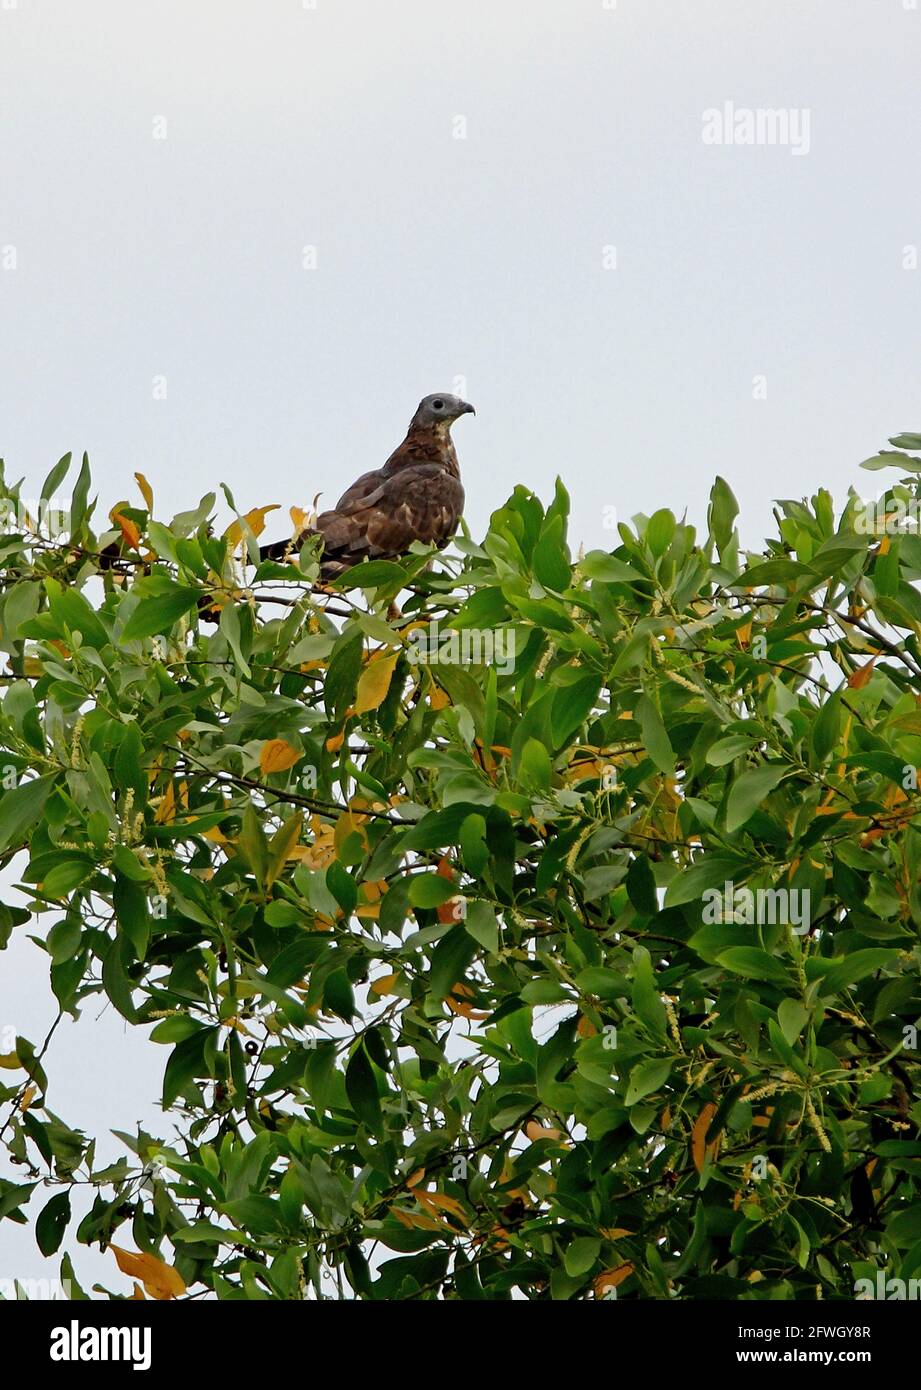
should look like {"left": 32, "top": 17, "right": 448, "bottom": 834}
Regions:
{"left": 258, "top": 529, "right": 348, "bottom": 583}
{"left": 258, "top": 530, "right": 314, "bottom": 563}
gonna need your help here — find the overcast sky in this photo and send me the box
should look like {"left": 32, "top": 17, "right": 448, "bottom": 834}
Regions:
{"left": 1, "top": 0, "right": 920, "bottom": 1296}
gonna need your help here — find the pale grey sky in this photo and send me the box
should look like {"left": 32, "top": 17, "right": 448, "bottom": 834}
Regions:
{"left": 1, "top": 0, "right": 920, "bottom": 1294}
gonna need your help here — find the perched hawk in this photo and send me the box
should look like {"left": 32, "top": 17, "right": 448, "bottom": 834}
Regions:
{"left": 260, "top": 393, "right": 474, "bottom": 580}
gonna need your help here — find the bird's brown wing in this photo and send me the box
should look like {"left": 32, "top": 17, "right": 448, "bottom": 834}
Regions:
{"left": 333, "top": 468, "right": 389, "bottom": 512}
{"left": 315, "top": 464, "right": 464, "bottom": 576}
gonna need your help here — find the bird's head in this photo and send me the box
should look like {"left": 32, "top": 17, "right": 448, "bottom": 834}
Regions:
{"left": 411, "top": 393, "right": 476, "bottom": 431}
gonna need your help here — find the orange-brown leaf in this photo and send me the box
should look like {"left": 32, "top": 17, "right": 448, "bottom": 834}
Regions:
{"left": 110, "top": 507, "right": 140, "bottom": 549}
{"left": 848, "top": 658, "right": 877, "bottom": 690}
{"left": 692, "top": 1101, "right": 720, "bottom": 1173}
{"left": 594, "top": 1264, "right": 633, "bottom": 1297}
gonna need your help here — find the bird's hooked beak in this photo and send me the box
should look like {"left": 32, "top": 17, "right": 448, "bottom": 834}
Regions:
{"left": 458, "top": 401, "right": 476, "bottom": 417}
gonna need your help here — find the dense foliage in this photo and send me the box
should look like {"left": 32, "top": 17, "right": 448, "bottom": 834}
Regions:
{"left": 2, "top": 440, "right": 921, "bottom": 1300}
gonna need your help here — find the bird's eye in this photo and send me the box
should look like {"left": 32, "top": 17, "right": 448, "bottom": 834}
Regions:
{"left": 433, "top": 399, "right": 445, "bottom": 410}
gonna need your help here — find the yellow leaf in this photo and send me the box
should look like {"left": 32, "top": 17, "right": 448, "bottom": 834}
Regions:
{"left": 260, "top": 739, "right": 301, "bottom": 774}
{"left": 356, "top": 879, "right": 388, "bottom": 920}
{"left": 325, "top": 730, "right": 345, "bottom": 754}
{"left": 371, "top": 972, "right": 400, "bottom": 996}
{"left": 290, "top": 506, "right": 308, "bottom": 533}
{"left": 110, "top": 1245, "right": 186, "bottom": 1301}
{"left": 220, "top": 1015, "right": 253, "bottom": 1036}
{"left": 390, "top": 1205, "right": 443, "bottom": 1232}
{"left": 525, "top": 1120, "right": 565, "bottom": 1143}
{"left": 298, "top": 822, "right": 336, "bottom": 870}
{"left": 223, "top": 505, "right": 280, "bottom": 548}
{"left": 416, "top": 1191, "right": 469, "bottom": 1227}
{"left": 19, "top": 1084, "right": 36, "bottom": 1111}
{"left": 334, "top": 810, "right": 370, "bottom": 854}
{"left": 130, "top": 1281, "right": 146, "bottom": 1300}
{"left": 0, "top": 1053, "right": 21, "bottom": 1070}
{"left": 134, "top": 472, "right": 154, "bottom": 513}
{"left": 155, "top": 782, "right": 176, "bottom": 825}
{"left": 354, "top": 651, "right": 399, "bottom": 715}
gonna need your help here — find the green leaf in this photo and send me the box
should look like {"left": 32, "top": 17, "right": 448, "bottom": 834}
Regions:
{"left": 68, "top": 454, "right": 92, "bottom": 541}
{"left": 806, "top": 949, "right": 899, "bottom": 996}
{"left": 332, "top": 560, "right": 409, "bottom": 591}
{"left": 322, "top": 968, "right": 356, "bottom": 1021}
{"left": 708, "top": 476, "right": 739, "bottom": 553}
{"left": 631, "top": 946, "right": 667, "bottom": 1037}
{"left": 162, "top": 1028, "right": 213, "bottom": 1107}
{"left": 45, "top": 579, "right": 110, "bottom": 649}
{"left": 777, "top": 999, "right": 810, "bottom": 1045}
{"left": 532, "top": 515, "right": 572, "bottom": 592}
{"left": 518, "top": 737, "right": 552, "bottom": 792}
{"left": 113, "top": 872, "right": 150, "bottom": 959}
{"left": 120, "top": 585, "right": 200, "bottom": 641}
{"left": 625, "top": 1057, "right": 672, "bottom": 1106}
{"left": 36, "top": 1192, "right": 71, "bottom": 1256}
{"left": 428, "top": 925, "right": 478, "bottom": 1000}
{"left": 345, "top": 1043, "right": 383, "bottom": 1134}
{"left": 635, "top": 694, "right": 675, "bottom": 776}
{"left": 325, "top": 628, "right": 364, "bottom": 719}
{"left": 665, "top": 854, "right": 751, "bottom": 909}
{"left": 326, "top": 860, "right": 358, "bottom": 915}
{"left": 579, "top": 552, "right": 644, "bottom": 584}
{"left": 102, "top": 934, "right": 139, "bottom": 1022}
{"left": 463, "top": 900, "right": 499, "bottom": 953}
{"left": 716, "top": 947, "right": 791, "bottom": 986}
{"left": 646, "top": 509, "right": 676, "bottom": 557}
{"left": 0, "top": 775, "right": 55, "bottom": 853}
{"left": 551, "top": 674, "right": 601, "bottom": 748}
{"left": 41, "top": 453, "right": 72, "bottom": 506}
{"left": 564, "top": 1236, "right": 601, "bottom": 1277}
{"left": 408, "top": 874, "right": 456, "bottom": 909}
{"left": 725, "top": 765, "right": 788, "bottom": 833}
{"left": 626, "top": 855, "right": 658, "bottom": 916}
{"left": 860, "top": 451, "right": 921, "bottom": 473}
{"left": 459, "top": 813, "right": 489, "bottom": 876}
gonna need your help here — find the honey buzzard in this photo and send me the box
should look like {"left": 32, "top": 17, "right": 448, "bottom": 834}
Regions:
{"left": 260, "top": 393, "right": 474, "bottom": 580}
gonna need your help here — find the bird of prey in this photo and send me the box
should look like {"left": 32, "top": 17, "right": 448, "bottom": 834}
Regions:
{"left": 260, "top": 393, "right": 474, "bottom": 580}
